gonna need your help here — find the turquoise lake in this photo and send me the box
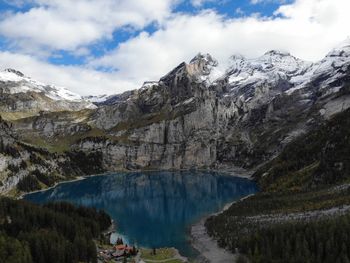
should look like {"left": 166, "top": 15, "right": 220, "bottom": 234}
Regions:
{"left": 24, "top": 171, "right": 257, "bottom": 258}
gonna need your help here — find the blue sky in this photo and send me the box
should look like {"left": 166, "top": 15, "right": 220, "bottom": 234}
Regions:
{"left": 0, "top": 0, "right": 348, "bottom": 95}
{"left": 0, "top": 0, "right": 293, "bottom": 67}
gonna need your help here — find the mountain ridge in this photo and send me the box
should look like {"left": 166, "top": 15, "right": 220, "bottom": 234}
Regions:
{"left": 1, "top": 40, "right": 350, "bottom": 194}
{"left": 0, "top": 68, "right": 96, "bottom": 121}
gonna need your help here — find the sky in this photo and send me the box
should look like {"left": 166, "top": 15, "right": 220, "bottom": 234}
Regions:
{"left": 0, "top": 0, "right": 349, "bottom": 96}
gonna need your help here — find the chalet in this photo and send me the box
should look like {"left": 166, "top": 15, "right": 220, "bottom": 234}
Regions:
{"left": 115, "top": 244, "right": 127, "bottom": 251}
{"left": 114, "top": 244, "right": 138, "bottom": 257}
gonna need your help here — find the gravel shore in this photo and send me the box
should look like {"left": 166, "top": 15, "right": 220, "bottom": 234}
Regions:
{"left": 191, "top": 217, "right": 237, "bottom": 263}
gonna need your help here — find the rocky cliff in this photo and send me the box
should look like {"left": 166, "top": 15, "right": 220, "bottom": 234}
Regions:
{"left": 72, "top": 42, "right": 350, "bottom": 171}
{"left": 2, "top": 40, "right": 350, "bottom": 192}
{"left": 0, "top": 115, "right": 105, "bottom": 195}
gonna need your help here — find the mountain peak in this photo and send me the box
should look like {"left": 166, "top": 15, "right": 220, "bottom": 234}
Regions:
{"left": 186, "top": 53, "right": 218, "bottom": 80}
{"left": 263, "top": 50, "right": 291, "bottom": 57}
{"left": 335, "top": 36, "right": 350, "bottom": 48}
{"left": 190, "top": 53, "right": 218, "bottom": 67}
{"left": 230, "top": 54, "right": 246, "bottom": 61}
{"left": 0, "top": 68, "right": 97, "bottom": 108}
{"left": 3, "top": 68, "right": 25, "bottom": 77}
{"left": 326, "top": 38, "right": 350, "bottom": 58}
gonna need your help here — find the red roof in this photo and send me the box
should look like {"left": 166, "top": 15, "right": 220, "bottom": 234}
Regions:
{"left": 115, "top": 244, "right": 134, "bottom": 252}
{"left": 115, "top": 245, "right": 126, "bottom": 250}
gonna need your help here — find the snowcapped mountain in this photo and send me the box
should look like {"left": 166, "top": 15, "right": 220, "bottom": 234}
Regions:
{"left": 83, "top": 94, "right": 110, "bottom": 103}
{"left": 0, "top": 69, "right": 96, "bottom": 120}
{"left": 96, "top": 45, "right": 346, "bottom": 109}
{"left": 75, "top": 40, "right": 350, "bottom": 170}
{"left": 212, "top": 50, "right": 311, "bottom": 109}
{"left": 186, "top": 53, "right": 221, "bottom": 83}
{"left": 224, "top": 39, "right": 350, "bottom": 94}
{"left": 0, "top": 68, "right": 94, "bottom": 103}
{"left": 226, "top": 50, "right": 310, "bottom": 84}
{"left": 306, "top": 39, "right": 350, "bottom": 88}
{"left": 83, "top": 90, "right": 135, "bottom": 106}
{"left": 2, "top": 39, "right": 350, "bottom": 193}
{"left": 76, "top": 42, "right": 350, "bottom": 110}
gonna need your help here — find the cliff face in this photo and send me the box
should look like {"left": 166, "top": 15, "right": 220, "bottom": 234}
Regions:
{"left": 71, "top": 46, "right": 350, "bottom": 171}
{"left": 2, "top": 41, "right": 350, "bottom": 190}
{"left": 77, "top": 97, "right": 218, "bottom": 170}
{"left": 0, "top": 115, "right": 105, "bottom": 195}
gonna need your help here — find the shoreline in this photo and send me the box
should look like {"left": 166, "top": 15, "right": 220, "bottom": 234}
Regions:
{"left": 17, "top": 167, "right": 256, "bottom": 262}
{"left": 18, "top": 171, "right": 115, "bottom": 200}
{"left": 191, "top": 194, "right": 255, "bottom": 263}
{"left": 18, "top": 166, "right": 255, "bottom": 199}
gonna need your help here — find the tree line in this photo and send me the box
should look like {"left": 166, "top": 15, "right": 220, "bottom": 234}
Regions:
{"left": 207, "top": 212, "right": 350, "bottom": 263}
{"left": 0, "top": 198, "right": 111, "bottom": 263}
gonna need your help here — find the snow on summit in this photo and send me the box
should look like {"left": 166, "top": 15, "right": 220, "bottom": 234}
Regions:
{"left": 0, "top": 68, "right": 88, "bottom": 103}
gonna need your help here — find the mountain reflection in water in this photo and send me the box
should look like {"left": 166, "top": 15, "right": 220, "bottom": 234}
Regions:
{"left": 24, "top": 171, "right": 258, "bottom": 257}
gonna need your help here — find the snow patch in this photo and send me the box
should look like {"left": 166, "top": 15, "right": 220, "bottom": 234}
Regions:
{"left": 0, "top": 69, "right": 96, "bottom": 109}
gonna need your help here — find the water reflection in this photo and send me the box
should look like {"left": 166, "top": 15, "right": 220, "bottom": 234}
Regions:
{"left": 25, "top": 171, "right": 257, "bottom": 257}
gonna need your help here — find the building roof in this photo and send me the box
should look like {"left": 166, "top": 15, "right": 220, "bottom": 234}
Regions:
{"left": 115, "top": 244, "right": 127, "bottom": 250}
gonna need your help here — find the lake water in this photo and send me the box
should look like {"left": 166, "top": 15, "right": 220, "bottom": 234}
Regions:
{"left": 24, "top": 171, "right": 257, "bottom": 258}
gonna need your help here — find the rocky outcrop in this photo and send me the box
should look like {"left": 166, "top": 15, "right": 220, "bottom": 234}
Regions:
{"left": 0, "top": 116, "right": 105, "bottom": 195}
{"left": 76, "top": 98, "right": 218, "bottom": 170}
{"left": 6, "top": 40, "right": 350, "bottom": 176}
{"left": 70, "top": 44, "right": 349, "bottom": 171}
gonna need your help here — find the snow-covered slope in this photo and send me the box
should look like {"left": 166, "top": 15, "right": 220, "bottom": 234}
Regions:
{"left": 0, "top": 69, "right": 96, "bottom": 119}
{"left": 7, "top": 39, "right": 350, "bottom": 173}
{"left": 83, "top": 90, "right": 135, "bottom": 106}
{"left": 223, "top": 50, "right": 311, "bottom": 93}
{"left": 308, "top": 39, "right": 350, "bottom": 86}
{"left": 0, "top": 69, "right": 93, "bottom": 103}
{"left": 187, "top": 53, "right": 221, "bottom": 83}
{"left": 83, "top": 94, "right": 110, "bottom": 103}
{"left": 206, "top": 38, "right": 349, "bottom": 117}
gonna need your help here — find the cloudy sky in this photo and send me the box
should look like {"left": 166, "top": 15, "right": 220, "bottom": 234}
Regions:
{"left": 0, "top": 0, "right": 349, "bottom": 96}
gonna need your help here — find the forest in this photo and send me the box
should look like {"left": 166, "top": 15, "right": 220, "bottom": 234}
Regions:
{"left": 206, "top": 108, "right": 350, "bottom": 262}
{"left": 233, "top": 214, "right": 350, "bottom": 263}
{"left": 0, "top": 198, "right": 111, "bottom": 263}
{"left": 206, "top": 191, "right": 350, "bottom": 263}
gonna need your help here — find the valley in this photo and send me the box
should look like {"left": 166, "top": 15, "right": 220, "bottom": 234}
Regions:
{"left": 1, "top": 39, "right": 350, "bottom": 262}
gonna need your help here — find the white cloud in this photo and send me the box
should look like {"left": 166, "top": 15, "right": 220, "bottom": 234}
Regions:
{"left": 250, "top": 0, "right": 288, "bottom": 4}
{"left": 191, "top": 0, "right": 229, "bottom": 8}
{"left": 191, "top": 0, "right": 215, "bottom": 7}
{"left": 235, "top": 8, "right": 245, "bottom": 15}
{"left": 0, "top": 0, "right": 350, "bottom": 96}
{"left": 90, "top": 0, "right": 350, "bottom": 90}
{"left": 0, "top": 51, "right": 135, "bottom": 96}
{"left": 2, "top": 0, "right": 30, "bottom": 7}
{"left": 0, "top": 0, "right": 177, "bottom": 52}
